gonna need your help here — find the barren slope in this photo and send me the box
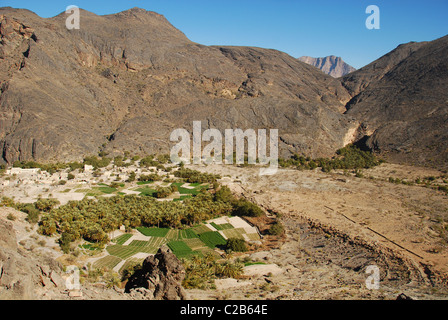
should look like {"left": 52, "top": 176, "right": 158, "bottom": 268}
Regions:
{"left": 342, "top": 36, "right": 448, "bottom": 169}
{"left": 0, "top": 7, "right": 353, "bottom": 164}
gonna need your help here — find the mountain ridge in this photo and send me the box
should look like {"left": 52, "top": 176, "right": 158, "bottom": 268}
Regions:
{"left": 0, "top": 7, "right": 447, "bottom": 169}
{"left": 0, "top": 7, "right": 354, "bottom": 164}
{"left": 298, "top": 55, "right": 356, "bottom": 78}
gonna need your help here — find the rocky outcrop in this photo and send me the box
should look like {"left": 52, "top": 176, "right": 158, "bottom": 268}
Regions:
{"left": 0, "top": 217, "right": 65, "bottom": 299}
{"left": 298, "top": 56, "right": 356, "bottom": 78}
{"left": 125, "top": 246, "right": 187, "bottom": 300}
{"left": 342, "top": 36, "right": 448, "bottom": 169}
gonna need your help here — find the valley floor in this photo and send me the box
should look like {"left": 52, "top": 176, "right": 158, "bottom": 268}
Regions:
{"left": 186, "top": 163, "right": 448, "bottom": 300}
{"left": 1, "top": 162, "right": 447, "bottom": 300}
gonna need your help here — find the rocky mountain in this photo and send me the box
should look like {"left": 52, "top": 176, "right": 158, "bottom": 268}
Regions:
{"left": 298, "top": 55, "right": 356, "bottom": 78}
{"left": 342, "top": 37, "right": 448, "bottom": 168}
{"left": 0, "top": 7, "right": 354, "bottom": 164}
{"left": 0, "top": 6, "right": 446, "bottom": 169}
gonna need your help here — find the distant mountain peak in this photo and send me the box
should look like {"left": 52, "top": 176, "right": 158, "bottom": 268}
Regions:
{"left": 298, "top": 55, "right": 356, "bottom": 78}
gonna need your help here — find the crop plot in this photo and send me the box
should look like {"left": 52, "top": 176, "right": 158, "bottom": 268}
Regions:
{"left": 198, "top": 231, "right": 227, "bottom": 248}
{"left": 93, "top": 186, "right": 117, "bottom": 194}
{"left": 136, "top": 181, "right": 154, "bottom": 186}
{"left": 93, "top": 255, "right": 122, "bottom": 270}
{"left": 191, "top": 224, "right": 212, "bottom": 235}
{"left": 135, "top": 187, "right": 157, "bottom": 196}
{"left": 167, "top": 240, "right": 194, "bottom": 258}
{"left": 147, "top": 236, "right": 168, "bottom": 247}
{"left": 166, "top": 228, "right": 199, "bottom": 240}
{"left": 107, "top": 245, "right": 141, "bottom": 260}
{"left": 246, "top": 233, "right": 261, "bottom": 241}
{"left": 210, "top": 222, "right": 234, "bottom": 231}
{"left": 100, "top": 216, "right": 261, "bottom": 271}
{"left": 113, "top": 234, "right": 133, "bottom": 245}
{"left": 183, "top": 238, "right": 208, "bottom": 251}
{"left": 221, "top": 228, "right": 247, "bottom": 240}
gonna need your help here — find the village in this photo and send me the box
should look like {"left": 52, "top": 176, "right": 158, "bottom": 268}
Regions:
{"left": 0, "top": 160, "right": 182, "bottom": 205}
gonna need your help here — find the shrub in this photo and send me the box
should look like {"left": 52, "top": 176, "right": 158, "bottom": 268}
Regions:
{"left": 127, "top": 171, "right": 136, "bottom": 182}
{"left": 34, "top": 198, "right": 60, "bottom": 212}
{"left": 154, "top": 186, "right": 176, "bottom": 199}
{"left": 139, "top": 156, "right": 159, "bottom": 167}
{"left": 174, "top": 168, "right": 221, "bottom": 184}
{"left": 225, "top": 238, "right": 248, "bottom": 252}
{"left": 114, "top": 156, "right": 124, "bottom": 167}
{"left": 139, "top": 173, "right": 162, "bottom": 182}
{"left": 214, "top": 186, "right": 234, "bottom": 204}
{"left": 15, "top": 203, "right": 40, "bottom": 224}
{"left": 268, "top": 221, "right": 284, "bottom": 236}
{"left": 232, "top": 198, "right": 264, "bottom": 217}
{"left": 109, "top": 182, "right": 122, "bottom": 189}
{"left": 279, "top": 145, "right": 382, "bottom": 172}
{"left": 1, "top": 196, "right": 16, "bottom": 207}
{"left": 83, "top": 156, "right": 111, "bottom": 169}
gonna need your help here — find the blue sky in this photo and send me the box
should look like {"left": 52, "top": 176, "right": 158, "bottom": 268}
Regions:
{"left": 2, "top": 0, "right": 447, "bottom": 69}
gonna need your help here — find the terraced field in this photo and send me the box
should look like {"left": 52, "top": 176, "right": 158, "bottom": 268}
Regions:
{"left": 89, "top": 216, "right": 261, "bottom": 273}
{"left": 113, "top": 234, "right": 133, "bottom": 245}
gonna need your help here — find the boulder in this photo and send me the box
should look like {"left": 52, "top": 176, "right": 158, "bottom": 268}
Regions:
{"left": 125, "top": 246, "right": 187, "bottom": 300}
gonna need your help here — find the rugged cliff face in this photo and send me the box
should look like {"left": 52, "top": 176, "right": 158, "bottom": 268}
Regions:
{"left": 342, "top": 37, "right": 448, "bottom": 168}
{"left": 0, "top": 7, "right": 354, "bottom": 164}
{"left": 298, "top": 56, "right": 356, "bottom": 78}
{"left": 0, "top": 7, "right": 447, "bottom": 168}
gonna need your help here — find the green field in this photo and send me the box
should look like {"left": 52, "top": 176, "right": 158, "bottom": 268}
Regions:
{"left": 102, "top": 217, "right": 259, "bottom": 271}
{"left": 137, "top": 181, "right": 154, "bottom": 185}
{"left": 198, "top": 231, "right": 227, "bottom": 248}
{"left": 93, "top": 255, "right": 122, "bottom": 269}
{"left": 191, "top": 224, "right": 212, "bottom": 235}
{"left": 128, "top": 240, "right": 159, "bottom": 254}
{"left": 167, "top": 240, "right": 194, "bottom": 258}
{"left": 146, "top": 236, "right": 169, "bottom": 247}
{"left": 221, "top": 228, "right": 247, "bottom": 240}
{"left": 106, "top": 245, "right": 141, "bottom": 260}
{"left": 93, "top": 186, "right": 117, "bottom": 194}
{"left": 113, "top": 234, "right": 133, "bottom": 245}
{"left": 183, "top": 238, "right": 208, "bottom": 250}
{"left": 135, "top": 187, "right": 157, "bottom": 196}
{"left": 165, "top": 228, "right": 199, "bottom": 240}
{"left": 211, "top": 222, "right": 234, "bottom": 231}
